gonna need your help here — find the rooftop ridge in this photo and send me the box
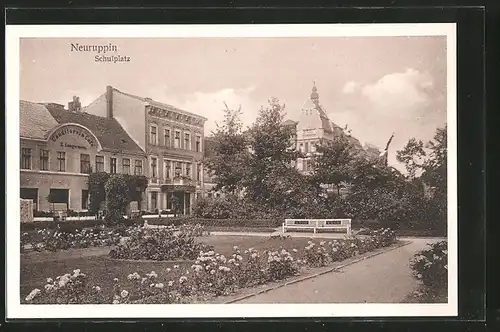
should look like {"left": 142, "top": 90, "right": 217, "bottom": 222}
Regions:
{"left": 112, "top": 87, "right": 208, "bottom": 121}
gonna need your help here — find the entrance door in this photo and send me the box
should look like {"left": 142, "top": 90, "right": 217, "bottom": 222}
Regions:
{"left": 185, "top": 193, "right": 191, "bottom": 215}
{"left": 150, "top": 192, "right": 158, "bottom": 212}
{"left": 172, "top": 191, "right": 185, "bottom": 215}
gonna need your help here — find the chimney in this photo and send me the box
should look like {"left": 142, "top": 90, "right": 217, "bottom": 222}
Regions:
{"left": 68, "top": 96, "right": 82, "bottom": 112}
{"left": 106, "top": 85, "right": 114, "bottom": 118}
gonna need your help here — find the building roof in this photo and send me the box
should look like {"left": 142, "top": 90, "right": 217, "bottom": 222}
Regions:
{"left": 19, "top": 100, "right": 60, "bottom": 139}
{"left": 111, "top": 87, "right": 208, "bottom": 122}
{"left": 45, "top": 104, "right": 145, "bottom": 155}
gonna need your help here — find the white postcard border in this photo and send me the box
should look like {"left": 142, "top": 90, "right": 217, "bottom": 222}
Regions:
{"left": 6, "top": 23, "right": 457, "bottom": 319}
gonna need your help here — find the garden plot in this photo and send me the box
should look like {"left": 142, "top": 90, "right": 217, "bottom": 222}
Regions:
{"left": 21, "top": 227, "right": 398, "bottom": 304}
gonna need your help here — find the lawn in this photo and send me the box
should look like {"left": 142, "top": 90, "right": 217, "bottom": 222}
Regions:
{"left": 20, "top": 235, "right": 314, "bottom": 302}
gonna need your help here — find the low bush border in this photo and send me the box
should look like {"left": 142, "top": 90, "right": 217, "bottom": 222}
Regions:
{"left": 224, "top": 239, "right": 411, "bottom": 304}
{"left": 131, "top": 239, "right": 411, "bottom": 304}
{"left": 106, "top": 257, "right": 194, "bottom": 264}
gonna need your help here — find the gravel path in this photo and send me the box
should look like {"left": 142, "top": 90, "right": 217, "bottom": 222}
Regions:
{"left": 233, "top": 238, "right": 442, "bottom": 303}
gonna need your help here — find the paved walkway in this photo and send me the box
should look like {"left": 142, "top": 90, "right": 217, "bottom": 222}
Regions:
{"left": 233, "top": 238, "right": 441, "bottom": 303}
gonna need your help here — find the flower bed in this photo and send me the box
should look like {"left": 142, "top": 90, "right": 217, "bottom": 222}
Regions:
{"left": 23, "top": 228, "right": 398, "bottom": 304}
{"left": 21, "top": 226, "right": 128, "bottom": 252}
{"left": 108, "top": 225, "right": 212, "bottom": 261}
{"left": 409, "top": 240, "right": 448, "bottom": 290}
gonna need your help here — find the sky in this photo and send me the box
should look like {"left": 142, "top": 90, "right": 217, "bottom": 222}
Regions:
{"left": 19, "top": 36, "right": 448, "bottom": 170}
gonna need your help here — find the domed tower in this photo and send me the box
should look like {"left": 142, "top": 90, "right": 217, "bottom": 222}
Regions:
{"left": 310, "top": 81, "right": 319, "bottom": 106}
{"left": 297, "top": 82, "right": 333, "bottom": 137}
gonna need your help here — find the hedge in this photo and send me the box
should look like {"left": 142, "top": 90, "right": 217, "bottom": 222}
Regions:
{"left": 21, "top": 216, "right": 445, "bottom": 237}
{"left": 20, "top": 218, "right": 142, "bottom": 232}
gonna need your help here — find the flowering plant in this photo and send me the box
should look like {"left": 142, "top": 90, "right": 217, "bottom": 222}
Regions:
{"left": 108, "top": 226, "right": 213, "bottom": 261}
{"left": 409, "top": 240, "right": 448, "bottom": 289}
{"left": 23, "top": 269, "right": 106, "bottom": 304}
{"left": 24, "top": 228, "right": 399, "bottom": 304}
{"left": 21, "top": 226, "right": 126, "bottom": 252}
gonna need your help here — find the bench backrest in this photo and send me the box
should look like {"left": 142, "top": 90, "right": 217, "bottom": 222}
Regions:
{"left": 284, "top": 219, "right": 351, "bottom": 227}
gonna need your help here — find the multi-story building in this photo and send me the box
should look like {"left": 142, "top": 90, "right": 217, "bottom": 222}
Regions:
{"left": 286, "top": 83, "right": 381, "bottom": 174}
{"left": 84, "top": 86, "right": 208, "bottom": 215}
{"left": 19, "top": 98, "right": 147, "bottom": 213}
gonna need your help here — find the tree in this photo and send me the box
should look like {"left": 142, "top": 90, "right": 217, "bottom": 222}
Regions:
{"left": 104, "top": 174, "right": 130, "bottom": 225}
{"left": 88, "top": 172, "right": 110, "bottom": 215}
{"left": 312, "top": 135, "right": 357, "bottom": 196}
{"left": 203, "top": 103, "right": 250, "bottom": 194}
{"left": 244, "top": 98, "right": 303, "bottom": 210}
{"left": 396, "top": 125, "right": 447, "bottom": 232}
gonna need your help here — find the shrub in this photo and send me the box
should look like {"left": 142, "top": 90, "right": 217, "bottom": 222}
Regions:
{"left": 409, "top": 241, "right": 448, "bottom": 289}
{"left": 24, "top": 269, "right": 106, "bottom": 304}
{"left": 23, "top": 227, "right": 125, "bottom": 252}
{"left": 303, "top": 241, "right": 330, "bottom": 267}
{"left": 108, "top": 227, "right": 213, "bottom": 261}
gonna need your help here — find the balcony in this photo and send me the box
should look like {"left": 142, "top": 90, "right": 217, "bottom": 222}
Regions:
{"left": 160, "top": 176, "right": 196, "bottom": 193}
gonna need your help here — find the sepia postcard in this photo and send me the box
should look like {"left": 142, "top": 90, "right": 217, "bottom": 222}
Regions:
{"left": 6, "top": 23, "right": 457, "bottom": 319}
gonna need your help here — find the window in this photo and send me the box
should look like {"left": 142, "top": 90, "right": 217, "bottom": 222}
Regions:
{"left": 57, "top": 152, "right": 66, "bottom": 172}
{"left": 305, "top": 142, "right": 309, "bottom": 153}
{"left": 311, "top": 142, "right": 316, "bottom": 153}
{"left": 122, "top": 158, "right": 130, "bottom": 174}
{"left": 110, "top": 157, "right": 117, "bottom": 174}
{"left": 80, "top": 154, "right": 91, "bottom": 174}
{"left": 174, "top": 130, "right": 180, "bottom": 148}
{"left": 95, "top": 155, "right": 104, "bottom": 172}
{"left": 150, "top": 125, "right": 157, "bottom": 145}
{"left": 21, "top": 148, "right": 32, "bottom": 169}
{"left": 40, "top": 149, "right": 49, "bottom": 171}
{"left": 81, "top": 190, "right": 89, "bottom": 210}
{"left": 196, "top": 164, "right": 201, "bottom": 181}
{"left": 164, "top": 128, "right": 171, "bottom": 147}
{"left": 151, "top": 157, "right": 157, "bottom": 178}
{"left": 134, "top": 160, "right": 143, "bottom": 175}
{"left": 175, "top": 162, "right": 182, "bottom": 177}
{"left": 20, "top": 188, "right": 38, "bottom": 211}
{"left": 186, "top": 163, "right": 191, "bottom": 178}
{"left": 299, "top": 143, "right": 304, "bottom": 153}
{"left": 165, "top": 161, "right": 171, "bottom": 179}
{"left": 195, "top": 135, "right": 201, "bottom": 152}
{"left": 184, "top": 132, "right": 190, "bottom": 150}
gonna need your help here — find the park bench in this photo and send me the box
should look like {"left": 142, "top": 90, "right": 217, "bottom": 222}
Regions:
{"left": 282, "top": 219, "right": 352, "bottom": 235}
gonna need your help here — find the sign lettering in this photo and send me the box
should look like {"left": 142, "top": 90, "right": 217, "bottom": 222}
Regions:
{"left": 50, "top": 125, "right": 97, "bottom": 148}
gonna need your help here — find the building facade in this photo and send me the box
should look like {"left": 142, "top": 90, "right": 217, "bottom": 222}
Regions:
{"left": 84, "top": 86, "right": 208, "bottom": 214}
{"left": 287, "top": 83, "right": 382, "bottom": 174}
{"left": 19, "top": 99, "right": 147, "bottom": 213}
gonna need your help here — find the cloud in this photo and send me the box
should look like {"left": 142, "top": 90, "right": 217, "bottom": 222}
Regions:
{"left": 342, "top": 81, "right": 358, "bottom": 94}
{"left": 152, "top": 86, "right": 262, "bottom": 135}
{"left": 328, "top": 68, "right": 445, "bottom": 172}
{"left": 360, "top": 68, "right": 434, "bottom": 118}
